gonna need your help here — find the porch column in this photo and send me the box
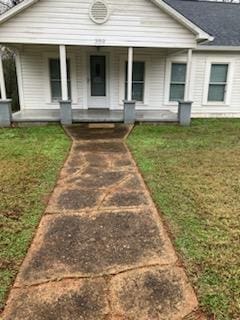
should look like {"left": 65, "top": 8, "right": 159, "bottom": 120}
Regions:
{"left": 127, "top": 47, "right": 133, "bottom": 101}
{"left": 0, "top": 50, "right": 12, "bottom": 127}
{"left": 59, "top": 45, "right": 72, "bottom": 125}
{"left": 178, "top": 48, "right": 193, "bottom": 126}
{"left": 0, "top": 51, "right": 6, "bottom": 100}
{"left": 185, "top": 48, "right": 192, "bottom": 101}
{"left": 124, "top": 47, "right": 136, "bottom": 124}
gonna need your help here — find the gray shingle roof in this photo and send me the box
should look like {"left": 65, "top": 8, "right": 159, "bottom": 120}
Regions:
{"left": 163, "top": 0, "right": 240, "bottom": 46}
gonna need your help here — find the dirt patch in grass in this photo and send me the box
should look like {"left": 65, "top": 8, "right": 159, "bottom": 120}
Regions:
{"left": 127, "top": 119, "right": 240, "bottom": 320}
{"left": 0, "top": 126, "right": 70, "bottom": 312}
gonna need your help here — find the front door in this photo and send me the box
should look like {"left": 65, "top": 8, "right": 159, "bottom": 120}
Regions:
{"left": 88, "top": 55, "right": 108, "bottom": 108}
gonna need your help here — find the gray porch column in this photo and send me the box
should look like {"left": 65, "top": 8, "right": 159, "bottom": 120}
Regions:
{"left": 0, "top": 99, "right": 12, "bottom": 127}
{"left": 178, "top": 100, "right": 192, "bottom": 126}
{"left": 59, "top": 100, "right": 72, "bottom": 125}
{"left": 123, "top": 100, "right": 136, "bottom": 124}
{"left": 0, "top": 51, "right": 12, "bottom": 127}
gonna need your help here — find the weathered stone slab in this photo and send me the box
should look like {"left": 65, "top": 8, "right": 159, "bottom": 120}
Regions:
{"left": 46, "top": 187, "right": 105, "bottom": 213}
{"left": 120, "top": 174, "right": 144, "bottom": 190}
{"left": 15, "top": 211, "right": 177, "bottom": 286}
{"left": 84, "top": 152, "right": 111, "bottom": 168}
{"left": 113, "top": 157, "right": 133, "bottom": 168}
{"left": 74, "top": 141, "right": 128, "bottom": 154}
{"left": 67, "top": 170, "right": 127, "bottom": 189}
{"left": 3, "top": 279, "right": 109, "bottom": 320}
{"left": 59, "top": 152, "right": 114, "bottom": 183}
{"left": 110, "top": 266, "right": 198, "bottom": 320}
{"left": 64, "top": 150, "right": 87, "bottom": 168}
{"left": 102, "top": 189, "right": 149, "bottom": 208}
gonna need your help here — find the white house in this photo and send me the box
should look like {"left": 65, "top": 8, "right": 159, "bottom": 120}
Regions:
{"left": 0, "top": 0, "right": 240, "bottom": 124}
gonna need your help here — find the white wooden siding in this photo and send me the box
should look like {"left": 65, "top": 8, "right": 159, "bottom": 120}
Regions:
{"left": 188, "top": 52, "right": 240, "bottom": 117}
{"left": 0, "top": 0, "right": 196, "bottom": 48}
{"left": 19, "top": 46, "right": 45, "bottom": 110}
{"left": 17, "top": 45, "right": 240, "bottom": 117}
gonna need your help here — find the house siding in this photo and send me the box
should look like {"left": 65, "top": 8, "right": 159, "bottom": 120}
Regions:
{"left": 190, "top": 52, "right": 240, "bottom": 117}
{"left": 19, "top": 46, "right": 45, "bottom": 110}
{"left": 17, "top": 45, "right": 240, "bottom": 117}
{"left": 0, "top": 0, "right": 196, "bottom": 48}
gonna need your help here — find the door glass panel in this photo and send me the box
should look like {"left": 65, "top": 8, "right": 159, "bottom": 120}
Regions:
{"left": 90, "top": 56, "right": 106, "bottom": 97}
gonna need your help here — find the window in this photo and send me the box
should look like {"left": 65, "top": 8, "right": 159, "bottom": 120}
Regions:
{"left": 169, "top": 63, "right": 186, "bottom": 102}
{"left": 125, "top": 61, "right": 145, "bottom": 102}
{"left": 208, "top": 64, "right": 228, "bottom": 102}
{"left": 49, "top": 59, "right": 71, "bottom": 101}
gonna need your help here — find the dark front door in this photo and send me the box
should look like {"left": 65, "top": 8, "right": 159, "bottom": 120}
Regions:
{"left": 89, "top": 55, "right": 107, "bottom": 108}
{"left": 90, "top": 55, "right": 106, "bottom": 97}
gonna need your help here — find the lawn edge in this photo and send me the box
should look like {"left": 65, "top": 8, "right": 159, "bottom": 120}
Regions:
{"left": 0, "top": 125, "right": 72, "bottom": 314}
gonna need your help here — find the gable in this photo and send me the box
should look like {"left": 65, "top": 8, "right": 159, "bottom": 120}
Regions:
{"left": 0, "top": 0, "right": 201, "bottom": 48}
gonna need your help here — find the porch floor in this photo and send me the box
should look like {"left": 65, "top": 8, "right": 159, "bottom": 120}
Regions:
{"left": 12, "top": 109, "right": 178, "bottom": 123}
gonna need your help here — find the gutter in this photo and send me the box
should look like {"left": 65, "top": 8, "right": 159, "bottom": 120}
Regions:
{"left": 196, "top": 45, "right": 240, "bottom": 52}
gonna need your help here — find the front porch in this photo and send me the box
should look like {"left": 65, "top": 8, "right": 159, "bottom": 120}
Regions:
{"left": 0, "top": 45, "right": 193, "bottom": 127}
{"left": 12, "top": 109, "right": 178, "bottom": 123}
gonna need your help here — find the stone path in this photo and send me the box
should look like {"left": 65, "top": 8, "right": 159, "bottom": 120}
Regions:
{"left": 2, "top": 124, "right": 200, "bottom": 320}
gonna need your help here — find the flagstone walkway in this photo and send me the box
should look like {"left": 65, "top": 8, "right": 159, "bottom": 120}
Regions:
{"left": 3, "top": 124, "right": 200, "bottom": 320}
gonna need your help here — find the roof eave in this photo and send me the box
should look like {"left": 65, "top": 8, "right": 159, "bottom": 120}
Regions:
{"left": 0, "top": 0, "right": 39, "bottom": 25}
{"left": 197, "top": 35, "right": 215, "bottom": 43}
{"left": 196, "top": 45, "right": 240, "bottom": 51}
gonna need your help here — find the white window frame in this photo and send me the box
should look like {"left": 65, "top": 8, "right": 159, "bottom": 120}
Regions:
{"left": 119, "top": 55, "right": 149, "bottom": 108}
{"left": 203, "top": 58, "right": 234, "bottom": 106}
{"left": 164, "top": 57, "right": 188, "bottom": 106}
{"left": 43, "top": 52, "right": 77, "bottom": 105}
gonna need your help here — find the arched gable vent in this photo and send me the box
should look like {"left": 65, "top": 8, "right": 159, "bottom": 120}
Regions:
{"left": 89, "top": 0, "right": 110, "bottom": 24}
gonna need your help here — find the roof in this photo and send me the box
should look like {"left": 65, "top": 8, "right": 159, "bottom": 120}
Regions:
{"left": 163, "top": 0, "right": 240, "bottom": 46}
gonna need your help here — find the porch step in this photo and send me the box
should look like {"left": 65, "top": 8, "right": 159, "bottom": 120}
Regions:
{"left": 88, "top": 123, "right": 115, "bottom": 129}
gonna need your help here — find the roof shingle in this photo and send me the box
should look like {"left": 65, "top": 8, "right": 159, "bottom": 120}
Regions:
{"left": 163, "top": 0, "right": 240, "bottom": 46}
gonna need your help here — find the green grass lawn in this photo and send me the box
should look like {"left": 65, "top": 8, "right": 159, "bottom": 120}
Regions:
{"left": 127, "top": 120, "right": 240, "bottom": 320}
{"left": 0, "top": 126, "right": 70, "bottom": 312}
